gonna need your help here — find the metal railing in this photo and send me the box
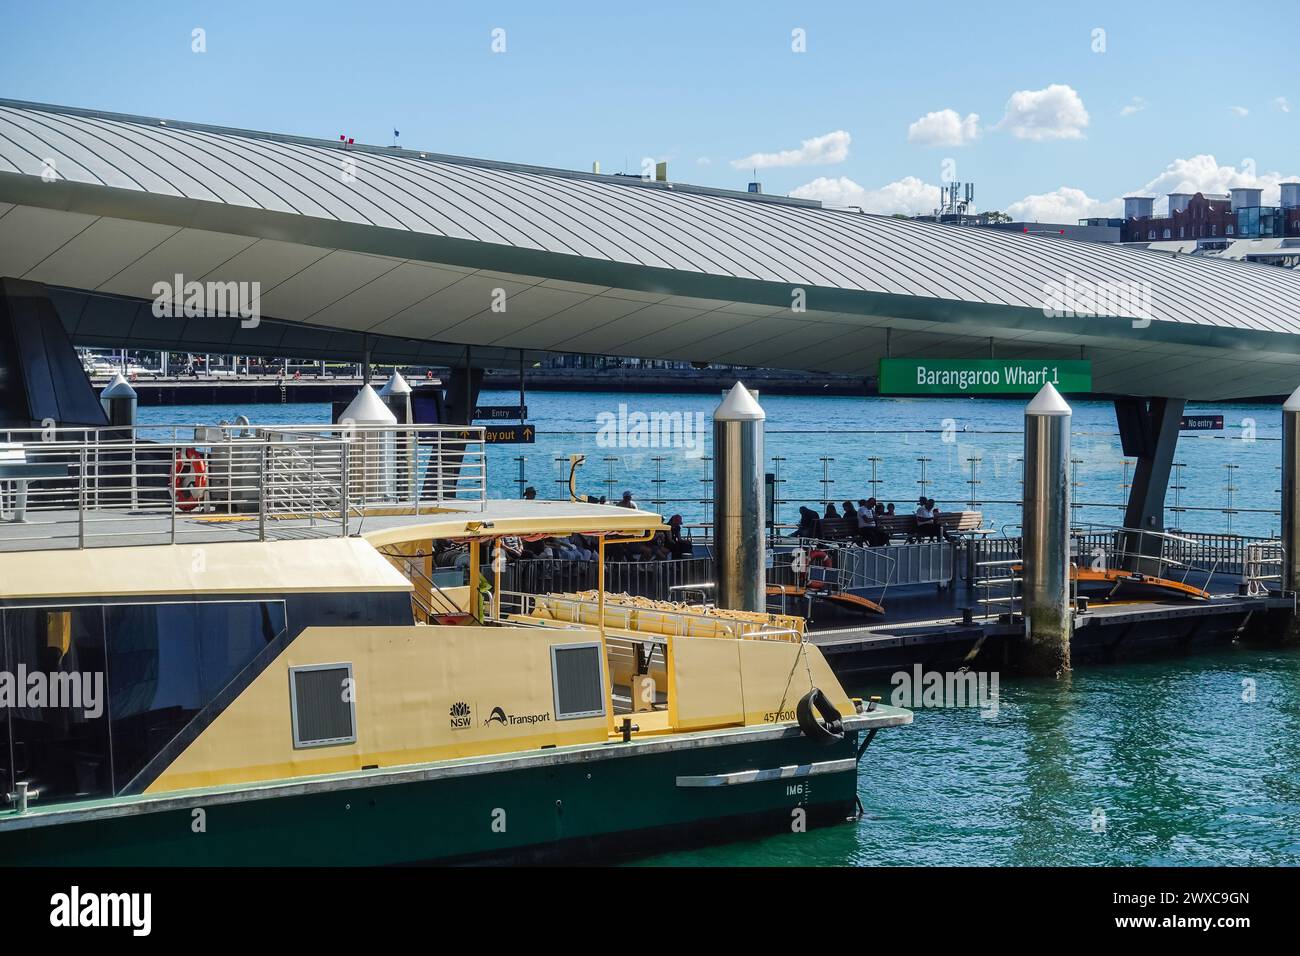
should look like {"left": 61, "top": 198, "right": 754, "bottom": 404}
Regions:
{"left": 967, "top": 525, "right": 1288, "bottom": 616}
{"left": 770, "top": 538, "right": 955, "bottom": 597}
{"left": 0, "top": 422, "right": 487, "bottom": 550}
{"left": 497, "top": 557, "right": 713, "bottom": 602}
{"left": 508, "top": 590, "right": 802, "bottom": 643}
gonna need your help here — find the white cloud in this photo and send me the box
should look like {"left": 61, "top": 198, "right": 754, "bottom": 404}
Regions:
{"left": 1137, "top": 154, "right": 1292, "bottom": 206}
{"left": 1003, "top": 154, "right": 1300, "bottom": 222}
{"left": 789, "top": 175, "right": 939, "bottom": 216}
{"left": 696, "top": 156, "right": 711, "bottom": 166}
{"left": 1006, "top": 186, "right": 1122, "bottom": 222}
{"left": 731, "top": 130, "right": 851, "bottom": 170}
{"left": 997, "top": 84, "right": 1089, "bottom": 140}
{"left": 1274, "top": 96, "right": 1291, "bottom": 113}
{"left": 1230, "top": 105, "right": 1250, "bottom": 117}
{"left": 907, "top": 109, "right": 980, "bottom": 147}
{"left": 1119, "top": 96, "right": 1147, "bottom": 117}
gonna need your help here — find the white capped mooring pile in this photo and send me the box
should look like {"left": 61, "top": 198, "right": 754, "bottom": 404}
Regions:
{"left": 99, "top": 372, "right": 137, "bottom": 427}
{"left": 339, "top": 384, "right": 398, "bottom": 504}
{"left": 378, "top": 371, "right": 417, "bottom": 501}
{"left": 1020, "top": 382, "right": 1072, "bottom": 675}
{"left": 712, "top": 382, "right": 766, "bottom": 612}
{"left": 1282, "top": 385, "right": 1300, "bottom": 592}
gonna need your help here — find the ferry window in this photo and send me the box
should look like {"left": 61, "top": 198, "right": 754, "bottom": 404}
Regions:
{"left": 106, "top": 600, "right": 285, "bottom": 792}
{"left": 1, "top": 606, "right": 113, "bottom": 804}
{"left": 551, "top": 642, "right": 606, "bottom": 719}
{"left": 290, "top": 663, "right": 356, "bottom": 748}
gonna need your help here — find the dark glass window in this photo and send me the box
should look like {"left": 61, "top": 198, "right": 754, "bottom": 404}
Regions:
{"left": 2, "top": 606, "right": 112, "bottom": 803}
{"left": 106, "top": 601, "right": 284, "bottom": 792}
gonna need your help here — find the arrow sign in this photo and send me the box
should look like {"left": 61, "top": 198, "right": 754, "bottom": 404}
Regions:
{"left": 474, "top": 405, "right": 527, "bottom": 420}
{"left": 482, "top": 424, "right": 536, "bottom": 444}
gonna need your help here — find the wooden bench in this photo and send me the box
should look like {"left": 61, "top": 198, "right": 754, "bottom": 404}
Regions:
{"left": 797, "top": 510, "right": 983, "bottom": 543}
{"left": 0, "top": 443, "right": 73, "bottom": 523}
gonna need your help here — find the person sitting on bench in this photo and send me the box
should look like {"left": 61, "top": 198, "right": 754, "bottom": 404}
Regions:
{"left": 857, "top": 498, "right": 888, "bottom": 547}
{"left": 930, "top": 503, "right": 958, "bottom": 542}
{"left": 824, "top": 502, "right": 840, "bottom": 521}
{"left": 915, "top": 498, "right": 942, "bottom": 542}
{"left": 796, "top": 506, "right": 821, "bottom": 539}
{"left": 841, "top": 500, "right": 858, "bottom": 540}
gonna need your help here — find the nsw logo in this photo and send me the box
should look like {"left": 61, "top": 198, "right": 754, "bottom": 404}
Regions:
{"left": 449, "top": 701, "right": 473, "bottom": 730}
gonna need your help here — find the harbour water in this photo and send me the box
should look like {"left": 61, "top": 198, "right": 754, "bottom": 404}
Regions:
{"left": 640, "top": 647, "right": 1300, "bottom": 866}
{"left": 138, "top": 389, "right": 1284, "bottom": 537}
{"left": 136, "top": 391, "right": 1300, "bottom": 866}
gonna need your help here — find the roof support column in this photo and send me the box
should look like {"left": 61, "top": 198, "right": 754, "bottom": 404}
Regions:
{"left": 1115, "top": 396, "right": 1185, "bottom": 575}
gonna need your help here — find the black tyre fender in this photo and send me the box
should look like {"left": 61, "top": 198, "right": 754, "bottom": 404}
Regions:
{"left": 796, "top": 688, "right": 844, "bottom": 744}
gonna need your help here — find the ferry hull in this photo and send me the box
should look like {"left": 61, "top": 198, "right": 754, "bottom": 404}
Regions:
{"left": 0, "top": 724, "right": 877, "bottom": 866}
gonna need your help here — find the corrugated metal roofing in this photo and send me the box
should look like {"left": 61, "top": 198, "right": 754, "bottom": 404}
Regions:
{"left": 2, "top": 98, "right": 1298, "bottom": 336}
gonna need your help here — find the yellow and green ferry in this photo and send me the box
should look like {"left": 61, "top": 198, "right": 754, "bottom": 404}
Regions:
{"left": 0, "top": 419, "right": 909, "bottom": 864}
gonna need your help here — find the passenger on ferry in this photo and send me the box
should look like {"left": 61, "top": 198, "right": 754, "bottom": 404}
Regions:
{"left": 618, "top": 490, "right": 638, "bottom": 509}
{"left": 522, "top": 486, "right": 537, "bottom": 500}
{"left": 549, "top": 536, "right": 585, "bottom": 560}
{"left": 824, "top": 503, "right": 840, "bottom": 520}
{"left": 567, "top": 533, "right": 597, "bottom": 560}
{"left": 666, "top": 515, "right": 693, "bottom": 559}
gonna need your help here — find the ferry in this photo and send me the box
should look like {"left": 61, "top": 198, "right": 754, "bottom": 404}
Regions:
{"left": 0, "top": 415, "right": 909, "bottom": 865}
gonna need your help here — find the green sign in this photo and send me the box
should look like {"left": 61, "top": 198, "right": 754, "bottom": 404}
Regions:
{"left": 878, "top": 359, "right": 1092, "bottom": 395}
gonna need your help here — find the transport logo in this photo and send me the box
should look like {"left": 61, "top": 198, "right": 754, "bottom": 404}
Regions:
{"left": 483, "top": 705, "right": 552, "bottom": 727}
{"left": 449, "top": 701, "right": 473, "bottom": 730}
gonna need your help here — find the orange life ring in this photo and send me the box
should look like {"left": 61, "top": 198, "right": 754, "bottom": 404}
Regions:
{"left": 173, "top": 448, "right": 208, "bottom": 511}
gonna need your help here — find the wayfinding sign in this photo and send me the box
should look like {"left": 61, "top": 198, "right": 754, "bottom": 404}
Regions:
{"left": 878, "top": 359, "right": 1092, "bottom": 395}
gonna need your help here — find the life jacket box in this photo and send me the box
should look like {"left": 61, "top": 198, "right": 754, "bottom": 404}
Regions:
{"left": 631, "top": 674, "right": 656, "bottom": 712}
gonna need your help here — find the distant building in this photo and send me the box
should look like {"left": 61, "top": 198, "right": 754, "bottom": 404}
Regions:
{"left": 1120, "top": 186, "right": 1300, "bottom": 242}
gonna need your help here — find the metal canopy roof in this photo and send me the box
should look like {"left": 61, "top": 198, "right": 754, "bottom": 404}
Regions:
{"left": 1, "top": 98, "right": 1299, "bottom": 399}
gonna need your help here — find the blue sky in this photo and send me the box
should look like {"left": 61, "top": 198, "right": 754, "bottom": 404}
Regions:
{"left": 2, "top": 0, "right": 1295, "bottom": 219}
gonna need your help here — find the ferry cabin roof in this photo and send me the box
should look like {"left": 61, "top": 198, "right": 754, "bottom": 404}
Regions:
{"left": 0, "top": 499, "right": 666, "bottom": 601}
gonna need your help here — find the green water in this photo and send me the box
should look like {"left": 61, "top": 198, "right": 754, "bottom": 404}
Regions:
{"left": 636, "top": 646, "right": 1300, "bottom": 866}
